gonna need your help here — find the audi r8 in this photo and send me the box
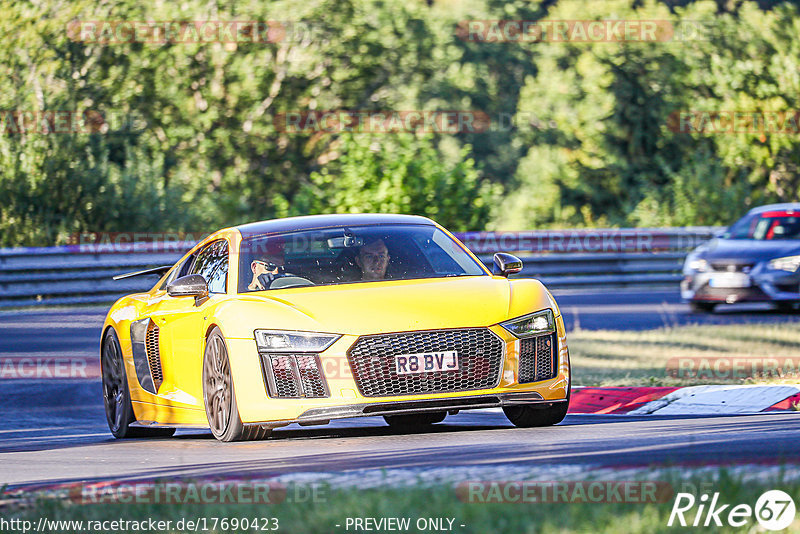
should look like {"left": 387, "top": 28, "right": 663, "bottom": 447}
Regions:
{"left": 102, "top": 214, "right": 570, "bottom": 441}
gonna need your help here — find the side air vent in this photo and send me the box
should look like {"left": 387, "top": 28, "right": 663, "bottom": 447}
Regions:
{"left": 260, "top": 354, "right": 329, "bottom": 399}
{"left": 145, "top": 324, "right": 163, "bottom": 391}
{"left": 518, "top": 333, "right": 557, "bottom": 384}
{"left": 130, "top": 318, "right": 161, "bottom": 394}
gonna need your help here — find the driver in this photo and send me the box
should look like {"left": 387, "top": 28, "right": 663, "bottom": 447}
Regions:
{"left": 355, "top": 238, "right": 390, "bottom": 280}
{"left": 248, "top": 257, "right": 284, "bottom": 291}
{"left": 247, "top": 239, "right": 287, "bottom": 291}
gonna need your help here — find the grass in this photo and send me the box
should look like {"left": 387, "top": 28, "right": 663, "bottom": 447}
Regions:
{"left": 5, "top": 470, "right": 800, "bottom": 533}
{"left": 569, "top": 322, "right": 800, "bottom": 386}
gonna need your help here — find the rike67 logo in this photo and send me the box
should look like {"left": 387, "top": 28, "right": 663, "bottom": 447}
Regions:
{"left": 668, "top": 490, "right": 796, "bottom": 530}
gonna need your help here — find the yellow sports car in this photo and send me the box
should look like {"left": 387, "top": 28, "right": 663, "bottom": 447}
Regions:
{"left": 102, "top": 214, "right": 570, "bottom": 441}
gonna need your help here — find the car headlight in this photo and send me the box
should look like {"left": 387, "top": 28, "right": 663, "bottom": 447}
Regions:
{"left": 687, "top": 258, "right": 708, "bottom": 272}
{"left": 769, "top": 255, "right": 800, "bottom": 272}
{"left": 254, "top": 330, "right": 341, "bottom": 353}
{"left": 500, "top": 309, "right": 555, "bottom": 338}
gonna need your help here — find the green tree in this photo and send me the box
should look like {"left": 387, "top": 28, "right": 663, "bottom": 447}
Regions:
{"left": 296, "top": 133, "right": 498, "bottom": 230}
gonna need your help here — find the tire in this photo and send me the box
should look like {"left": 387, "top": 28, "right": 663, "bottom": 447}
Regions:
{"left": 203, "top": 327, "right": 271, "bottom": 442}
{"left": 383, "top": 411, "right": 446, "bottom": 431}
{"left": 776, "top": 302, "right": 799, "bottom": 313}
{"left": 503, "top": 385, "right": 570, "bottom": 428}
{"left": 690, "top": 301, "right": 716, "bottom": 313}
{"left": 101, "top": 328, "right": 175, "bottom": 439}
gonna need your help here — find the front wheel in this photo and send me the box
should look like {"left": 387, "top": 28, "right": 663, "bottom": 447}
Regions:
{"left": 504, "top": 384, "right": 570, "bottom": 428}
{"left": 690, "top": 301, "right": 716, "bottom": 313}
{"left": 503, "top": 401, "right": 569, "bottom": 428}
{"left": 203, "top": 327, "right": 271, "bottom": 442}
{"left": 101, "top": 328, "right": 174, "bottom": 439}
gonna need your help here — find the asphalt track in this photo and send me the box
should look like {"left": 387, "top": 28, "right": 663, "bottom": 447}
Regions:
{"left": 2, "top": 289, "right": 800, "bottom": 490}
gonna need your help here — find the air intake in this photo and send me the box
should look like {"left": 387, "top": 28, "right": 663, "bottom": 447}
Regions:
{"left": 518, "top": 333, "right": 557, "bottom": 384}
{"left": 261, "top": 354, "right": 328, "bottom": 398}
{"left": 145, "top": 324, "right": 163, "bottom": 391}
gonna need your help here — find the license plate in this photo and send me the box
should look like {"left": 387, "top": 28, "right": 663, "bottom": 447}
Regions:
{"left": 395, "top": 351, "right": 459, "bottom": 375}
{"left": 709, "top": 273, "right": 751, "bottom": 288}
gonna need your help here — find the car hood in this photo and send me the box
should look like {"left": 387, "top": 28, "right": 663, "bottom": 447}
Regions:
{"left": 697, "top": 238, "right": 800, "bottom": 264}
{"left": 221, "top": 276, "right": 556, "bottom": 337}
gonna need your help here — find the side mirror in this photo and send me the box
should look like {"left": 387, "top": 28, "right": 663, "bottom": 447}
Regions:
{"left": 493, "top": 253, "right": 523, "bottom": 277}
{"left": 167, "top": 274, "right": 209, "bottom": 298}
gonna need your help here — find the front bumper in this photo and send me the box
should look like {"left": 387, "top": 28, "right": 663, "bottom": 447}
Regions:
{"left": 681, "top": 265, "right": 800, "bottom": 304}
{"left": 246, "top": 392, "right": 564, "bottom": 428}
{"left": 227, "top": 318, "right": 570, "bottom": 425}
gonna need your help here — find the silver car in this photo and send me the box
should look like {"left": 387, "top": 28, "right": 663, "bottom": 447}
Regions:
{"left": 682, "top": 203, "right": 800, "bottom": 313}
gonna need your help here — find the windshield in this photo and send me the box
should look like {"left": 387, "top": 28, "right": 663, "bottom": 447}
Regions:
{"left": 725, "top": 210, "right": 800, "bottom": 240}
{"left": 238, "top": 224, "right": 486, "bottom": 292}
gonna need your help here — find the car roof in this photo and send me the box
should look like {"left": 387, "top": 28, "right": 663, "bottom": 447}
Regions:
{"left": 235, "top": 213, "right": 437, "bottom": 238}
{"left": 748, "top": 203, "right": 800, "bottom": 214}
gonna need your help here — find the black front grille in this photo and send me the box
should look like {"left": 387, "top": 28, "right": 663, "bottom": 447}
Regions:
{"left": 145, "top": 324, "right": 163, "bottom": 391}
{"left": 261, "top": 354, "right": 328, "bottom": 398}
{"left": 518, "top": 333, "right": 556, "bottom": 384}
{"left": 695, "top": 284, "right": 769, "bottom": 301}
{"left": 775, "top": 282, "right": 800, "bottom": 293}
{"left": 346, "top": 328, "right": 504, "bottom": 397}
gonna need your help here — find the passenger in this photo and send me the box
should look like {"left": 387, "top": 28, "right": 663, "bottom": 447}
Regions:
{"left": 355, "top": 239, "right": 390, "bottom": 280}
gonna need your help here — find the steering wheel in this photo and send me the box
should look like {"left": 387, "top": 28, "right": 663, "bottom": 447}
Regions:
{"left": 267, "top": 275, "right": 315, "bottom": 289}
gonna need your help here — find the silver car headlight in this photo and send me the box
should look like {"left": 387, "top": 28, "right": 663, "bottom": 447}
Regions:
{"left": 769, "top": 255, "right": 800, "bottom": 272}
{"left": 500, "top": 309, "right": 555, "bottom": 338}
{"left": 254, "top": 330, "right": 341, "bottom": 353}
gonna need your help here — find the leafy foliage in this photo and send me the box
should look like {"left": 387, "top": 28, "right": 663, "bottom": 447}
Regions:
{"left": 296, "top": 134, "right": 497, "bottom": 230}
{"left": 1, "top": 0, "right": 799, "bottom": 245}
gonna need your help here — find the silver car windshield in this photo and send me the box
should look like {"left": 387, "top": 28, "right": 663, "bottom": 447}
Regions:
{"left": 726, "top": 210, "right": 800, "bottom": 240}
{"left": 238, "top": 224, "right": 486, "bottom": 292}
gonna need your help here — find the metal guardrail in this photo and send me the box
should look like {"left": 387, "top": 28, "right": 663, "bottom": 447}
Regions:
{"left": 0, "top": 227, "right": 721, "bottom": 307}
